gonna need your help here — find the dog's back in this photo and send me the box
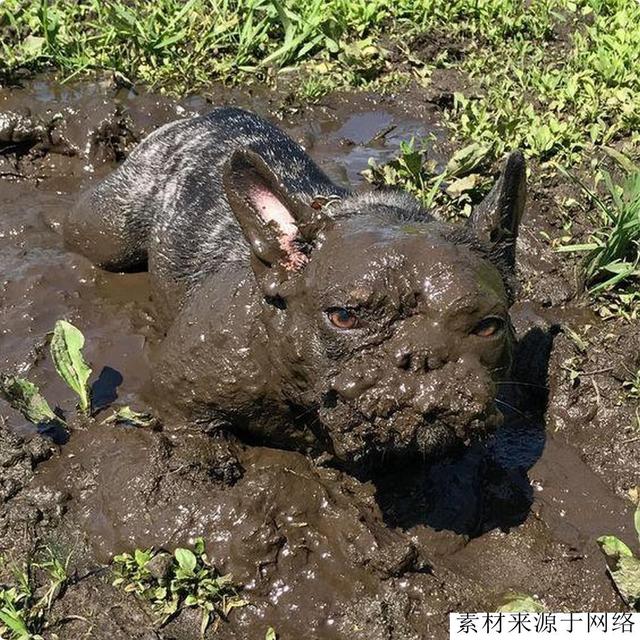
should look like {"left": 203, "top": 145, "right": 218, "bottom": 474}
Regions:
{"left": 64, "top": 107, "right": 346, "bottom": 310}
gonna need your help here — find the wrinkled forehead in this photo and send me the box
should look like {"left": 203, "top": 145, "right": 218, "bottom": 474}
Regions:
{"left": 308, "top": 220, "right": 507, "bottom": 311}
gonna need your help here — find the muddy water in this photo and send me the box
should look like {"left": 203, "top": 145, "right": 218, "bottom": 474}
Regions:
{"left": 0, "top": 77, "right": 635, "bottom": 639}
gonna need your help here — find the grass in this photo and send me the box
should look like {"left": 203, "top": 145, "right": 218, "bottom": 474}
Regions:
{"left": 3, "top": 1, "right": 639, "bottom": 161}
{"left": 112, "top": 538, "right": 246, "bottom": 635}
{"left": 447, "top": 2, "right": 640, "bottom": 164}
{"left": 557, "top": 160, "right": 640, "bottom": 295}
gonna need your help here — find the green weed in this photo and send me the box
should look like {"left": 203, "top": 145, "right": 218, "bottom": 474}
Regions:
{"left": 557, "top": 165, "right": 640, "bottom": 295}
{"left": 1, "top": 319, "right": 153, "bottom": 429}
{"left": 0, "top": 320, "right": 91, "bottom": 426}
{"left": 597, "top": 500, "right": 640, "bottom": 611}
{"left": 623, "top": 369, "right": 640, "bottom": 401}
{"left": 445, "top": 0, "right": 640, "bottom": 165}
{"left": 363, "top": 139, "right": 492, "bottom": 218}
{"left": 0, "top": 320, "right": 155, "bottom": 429}
{"left": 0, "top": 549, "right": 70, "bottom": 640}
{"left": 366, "top": 0, "right": 640, "bottom": 246}
{"left": 112, "top": 538, "right": 246, "bottom": 635}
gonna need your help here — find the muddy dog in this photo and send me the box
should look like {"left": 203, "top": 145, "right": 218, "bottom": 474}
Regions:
{"left": 64, "top": 107, "right": 526, "bottom": 466}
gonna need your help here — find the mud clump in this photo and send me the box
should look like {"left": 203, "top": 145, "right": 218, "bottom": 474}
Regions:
{"left": 0, "top": 111, "right": 76, "bottom": 158}
{"left": 0, "top": 420, "right": 62, "bottom": 570}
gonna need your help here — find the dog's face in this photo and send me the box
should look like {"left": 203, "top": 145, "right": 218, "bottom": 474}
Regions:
{"left": 224, "top": 150, "right": 526, "bottom": 464}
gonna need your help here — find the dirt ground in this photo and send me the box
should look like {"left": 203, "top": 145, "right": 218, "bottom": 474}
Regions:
{"left": 0, "top": 73, "right": 639, "bottom": 639}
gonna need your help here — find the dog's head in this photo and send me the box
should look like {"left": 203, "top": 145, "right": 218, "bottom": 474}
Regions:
{"left": 223, "top": 149, "right": 526, "bottom": 464}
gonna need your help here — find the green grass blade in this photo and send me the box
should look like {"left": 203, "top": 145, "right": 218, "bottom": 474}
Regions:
{"left": 0, "top": 608, "right": 29, "bottom": 635}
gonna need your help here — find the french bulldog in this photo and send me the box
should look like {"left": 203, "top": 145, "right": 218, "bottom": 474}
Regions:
{"left": 64, "top": 107, "right": 526, "bottom": 466}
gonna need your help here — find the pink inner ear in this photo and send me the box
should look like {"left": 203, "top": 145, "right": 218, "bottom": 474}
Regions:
{"left": 249, "top": 185, "right": 308, "bottom": 270}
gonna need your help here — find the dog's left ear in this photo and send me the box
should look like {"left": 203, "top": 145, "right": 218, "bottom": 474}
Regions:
{"left": 467, "top": 150, "right": 526, "bottom": 269}
{"left": 223, "top": 149, "right": 332, "bottom": 278}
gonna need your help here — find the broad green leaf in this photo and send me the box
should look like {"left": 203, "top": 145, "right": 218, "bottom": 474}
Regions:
{"left": 497, "top": 592, "right": 545, "bottom": 613}
{"left": 598, "top": 535, "right": 634, "bottom": 559}
{"left": 266, "top": 627, "right": 277, "bottom": 640}
{"left": 602, "top": 146, "right": 640, "bottom": 175}
{"left": 446, "top": 143, "right": 489, "bottom": 177}
{"left": 102, "top": 406, "right": 158, "bottom": 429}
{"left": 174, "top": 548, "right": 197, "bottom": 574}
{"left": 22, "top": 35, "right": 45, "bottom": 58}
{"left": 0, "top": 375, "right": 61, "bottom": 426}
{"left": 134, "top": 548, "right": 152, "bottom": 568}
{"left": 608, "top": 555, "right": 640, "bottom": 609}
{"left": 446, "top": 174, "right": 478, "bottom": 198}
{"left": 184, "top": 594, "right": 198, "bottom": 607}
{"left": 50, "top": 320, "right": 92, "bottom": 413}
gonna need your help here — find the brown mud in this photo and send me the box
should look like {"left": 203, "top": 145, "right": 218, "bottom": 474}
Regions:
{"left": 0, "top": 75, "right": 639, "bottom": 639}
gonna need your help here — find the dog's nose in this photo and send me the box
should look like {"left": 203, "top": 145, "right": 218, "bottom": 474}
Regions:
{"left": 394, "top": 347, "right": 448, "bottom": 373}
{"left": 390, "top": 317, "right": 452, "bottom": 373}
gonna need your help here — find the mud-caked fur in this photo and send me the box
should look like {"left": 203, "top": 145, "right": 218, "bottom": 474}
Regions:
{"left": 65, "top": 107, "right": 527, "bottom": 467}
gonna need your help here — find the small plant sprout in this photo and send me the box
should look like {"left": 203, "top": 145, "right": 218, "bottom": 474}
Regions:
{"left": 33, "top": 547, "right": 71, "bottom": 612}
{"left": 50, "top": 320, "right": 93, "bottom": 414}
{"left": 623, "top": 368, "right": 640, "bottom": 401}
{"left": 102, "top": 406, "right": 159, "bottom": 429}
{"left": 112, "top": 538, "right": 247, "bottom": 635}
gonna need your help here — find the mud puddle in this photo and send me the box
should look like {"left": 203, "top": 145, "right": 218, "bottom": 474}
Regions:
{"left": 1, "top": 76, "right": 638, "bottom": 639}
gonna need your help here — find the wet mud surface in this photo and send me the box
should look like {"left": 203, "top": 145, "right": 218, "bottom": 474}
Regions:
{"left": 1, "top": 75, "right": 639, "bottom": 639}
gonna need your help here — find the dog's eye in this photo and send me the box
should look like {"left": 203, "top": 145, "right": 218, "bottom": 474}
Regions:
{"left": 327, "top": 307, "right": 359, "bottom": 329}
{"left": 472, "top": 316, "right": 506, "bottom": 337}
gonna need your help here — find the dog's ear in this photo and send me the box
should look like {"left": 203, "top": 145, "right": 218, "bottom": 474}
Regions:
{"left": 467, "top": 150, "right": 526, "bottom": 269}
{"left": 223, "top": 149, "right": 332, "bottom": 277}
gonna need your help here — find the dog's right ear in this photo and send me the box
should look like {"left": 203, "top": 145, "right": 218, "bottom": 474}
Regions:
{"left": 467, "top": 150, "right": 526, "bottom": 269}
{"left": 223, "top": 149, "right": 332, "bottom": 276}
